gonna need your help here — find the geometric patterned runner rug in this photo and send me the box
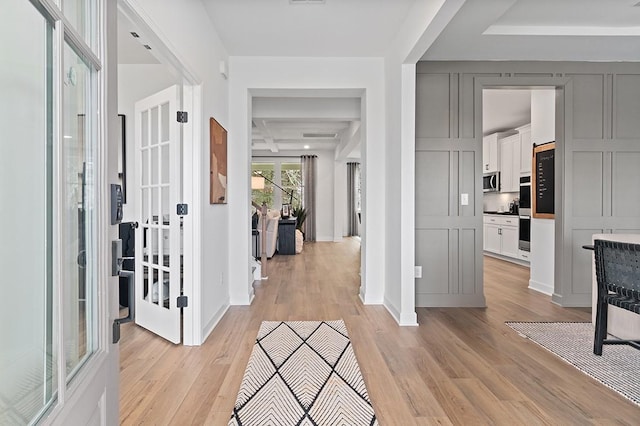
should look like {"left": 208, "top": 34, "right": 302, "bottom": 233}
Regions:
{"left": 506, "top": 322, "right": 640, "bottom": 406}
{"left": 229, "top": 320, "right": 378, "bottom": 425}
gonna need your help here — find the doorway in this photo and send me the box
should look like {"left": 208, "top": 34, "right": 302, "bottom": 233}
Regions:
{"left": 116, "top": 3, "right": 201, "bottom": 345}
{"left": 481, "top": 87, "right": 558, "bottom": 299}
{"left": 248, "top": 94, "right": 364, "bottom": 286}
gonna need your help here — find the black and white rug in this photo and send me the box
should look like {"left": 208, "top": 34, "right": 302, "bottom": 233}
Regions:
{"left": 506, "top": 322, "right": 640, "bottom": 406}
{"left": 229, "top": 320, "right": 378, "bottom": 426}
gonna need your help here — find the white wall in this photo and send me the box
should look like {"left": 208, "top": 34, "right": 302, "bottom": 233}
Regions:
{"left": 128, "top": 0, "right": 229, "bottom": 343}
{"left": 383, "top": 0, "right": 465, "bottom": 325}
{"left": 228, "top": 57, "right": 386, "bottom": 305}
{"left": 529, "top": 89, "right": 555, "bottom": 295}
{"left": 117, "top": 63, "right": 177, "bottom": 221}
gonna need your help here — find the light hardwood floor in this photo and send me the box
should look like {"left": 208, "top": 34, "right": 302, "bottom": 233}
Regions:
{"left": 119, "top": 239, "right": 639, "bottom": 425}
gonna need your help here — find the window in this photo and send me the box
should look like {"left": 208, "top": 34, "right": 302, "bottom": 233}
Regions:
{"left": 252, "top": 163, "right": 275, "bottom": 208}
{"left": 281, "top": 162, "right": 302, "bottom": 207}
{"left": 252, "top": 160, "right": 302, "bottom": 211}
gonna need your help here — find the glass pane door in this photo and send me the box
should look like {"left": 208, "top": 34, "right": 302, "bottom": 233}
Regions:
{"left": 0, "top": 1, "right": 55, "bottom": 423}
{"left": 62, "top": 42, "right": 96, "bottom": 378}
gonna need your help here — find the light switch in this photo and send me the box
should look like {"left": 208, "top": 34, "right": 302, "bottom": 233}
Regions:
{"left": 415, "top": 266, "right": 422, "bottom": 278}
{"left": 461, "top": 193, "right": 469, "bottom": 205}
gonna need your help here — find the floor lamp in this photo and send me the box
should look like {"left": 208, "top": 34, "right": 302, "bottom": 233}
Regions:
{"left": 251, "top": 176, "right": 268, "bottom": 279}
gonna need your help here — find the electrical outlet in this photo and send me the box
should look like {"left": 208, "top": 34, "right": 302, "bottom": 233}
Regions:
{"left": 461, "top": 193, "right": 469, "bottom": 206}
{"left": 414, "top": 266, "right": 422, "bottom": 278}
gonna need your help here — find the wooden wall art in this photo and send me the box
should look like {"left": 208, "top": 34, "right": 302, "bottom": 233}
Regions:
{"left": 210, "top": 117, "right": 227, "bottom": 204}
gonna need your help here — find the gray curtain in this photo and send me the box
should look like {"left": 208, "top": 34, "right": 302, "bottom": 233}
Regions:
{"left": 301, "top": 155, "right": 317, "bottom": 241}
{"left": 347, "top": 162, "right": 359, "bottom": 236}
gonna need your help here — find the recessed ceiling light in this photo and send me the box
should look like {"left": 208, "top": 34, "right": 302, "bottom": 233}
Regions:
{"left": 63, "top": 135, "right": 72, "bottom": 139}
{"left": 304, "top": 145, "right": 310, "bottom": 149}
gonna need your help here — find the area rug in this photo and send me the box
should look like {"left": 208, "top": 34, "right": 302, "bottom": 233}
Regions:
{"left": 506, "top": 322, "right": 640, "bottom": 406}
{"left": 229, "top": 320, "right": 378, "bottom": 425}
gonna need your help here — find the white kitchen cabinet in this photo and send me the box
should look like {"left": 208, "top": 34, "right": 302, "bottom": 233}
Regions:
{"left": 482, "top": 131, "right": 514, "bottom": 174}
{"left": 482, "top": 135, "right": 499, "bottom": 173}
{"left": 499, "top": 134, "right": 520, "bottom": 193}
{"left": 483, "top": 214, "right": 519, "bottom": 259}
{"left": 518, "top": 124, "right": 532, "bottom": 175}
{"left": 501, "top": 226, "right": 519, "bottom": 258}
{"left": 484, "top": 223, "right": 502, "bottom": 253}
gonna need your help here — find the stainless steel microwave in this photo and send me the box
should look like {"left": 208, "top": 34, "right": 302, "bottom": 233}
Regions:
{"left": 483, "top": 172, "right": 500, "bottom": 192}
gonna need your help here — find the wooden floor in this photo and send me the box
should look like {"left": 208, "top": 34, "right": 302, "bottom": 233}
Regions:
{"left": 119, "top": 240, "right": 639, "bottom": 425}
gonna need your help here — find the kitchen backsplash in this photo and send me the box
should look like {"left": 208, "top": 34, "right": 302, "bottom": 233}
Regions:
{"left": 483, "top": 192, "right": 519, "bottom": 213}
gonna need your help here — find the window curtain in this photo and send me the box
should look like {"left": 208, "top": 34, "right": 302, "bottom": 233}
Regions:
{"left": 301, "top": 155, "right": 317, "bottom": 241}
{"left": 347, "top": 162, "right": 359, "bottom": 236}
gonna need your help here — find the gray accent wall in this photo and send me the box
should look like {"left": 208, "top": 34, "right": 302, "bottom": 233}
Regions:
{"left": 415, "top": 61, "right": 640, "bottom": 308}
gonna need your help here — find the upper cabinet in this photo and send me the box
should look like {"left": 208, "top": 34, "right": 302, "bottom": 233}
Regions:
{"left": 482, "top": 131, "right": 513, "bottom": 174}
{"left": 518, "top": 124, "right": 532, "bottom": 175}
{"left": 482, "top": 134, "right": 499, "bottom": 173}
{"left": 500, "top": 134, "right": 520, "bottom": 192}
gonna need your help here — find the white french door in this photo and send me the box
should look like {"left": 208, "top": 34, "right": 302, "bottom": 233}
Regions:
{"left": 134, "top": 85, "right": 182, "bottom": 344}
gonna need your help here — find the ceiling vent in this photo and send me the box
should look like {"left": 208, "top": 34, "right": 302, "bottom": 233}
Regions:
{"left": 290, "top": 0, "right": 326, "bottom": 4}
{"left": 303, "top": 132, "right": 337, "bottom": 138}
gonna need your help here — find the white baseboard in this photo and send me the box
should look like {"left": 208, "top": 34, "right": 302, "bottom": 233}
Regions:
{"left": 202, "top": 303, "right": 230, "bottom": 343}
{"left": 529, "top": 279, "right": 553, "bottom": 296}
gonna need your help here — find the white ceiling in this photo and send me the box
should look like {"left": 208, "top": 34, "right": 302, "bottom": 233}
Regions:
{"left": 423, "top": 0, "right": 640, "bottom": 61}
{"left": 201, "top": 0, "right": 418, "bottom": 57}
{"left": 251, "top": 97, "right": 361, "bottom": 157}
{"left": 483, "top": 90, "right": 531, "bottom": 136}
{"left": 117, "top": 9, "right": 160, "bottom": 64}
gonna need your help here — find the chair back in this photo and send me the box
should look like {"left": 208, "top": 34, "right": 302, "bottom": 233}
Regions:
{"left": 594, "top": 239, "right": 640, "bottom": 299}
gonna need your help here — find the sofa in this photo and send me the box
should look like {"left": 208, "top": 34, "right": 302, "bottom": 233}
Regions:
{"left": 255, "top": 210, "right": 280, "bottom": 258}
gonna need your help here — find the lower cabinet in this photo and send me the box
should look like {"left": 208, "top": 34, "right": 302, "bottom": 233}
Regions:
{"left": 483, "top": 215, "right": 520, "bottom": 260}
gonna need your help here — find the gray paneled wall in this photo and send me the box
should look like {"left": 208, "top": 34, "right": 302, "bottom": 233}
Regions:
{"left": 415, "top": 61, "right": 640, "bottom": 308}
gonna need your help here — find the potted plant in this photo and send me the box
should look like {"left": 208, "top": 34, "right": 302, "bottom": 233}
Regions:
{"left": 291, "top": 205, "right": 307, "bottom": 253}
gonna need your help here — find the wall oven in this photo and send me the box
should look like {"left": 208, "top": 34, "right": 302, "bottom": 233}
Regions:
{"left": 519, "top": 176, "right": 531, "bottom": 252}
{"left": 483, "top": 171, "right": 500, "bottom": 193}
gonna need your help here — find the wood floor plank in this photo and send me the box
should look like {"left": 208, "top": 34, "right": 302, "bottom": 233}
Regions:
{"left": 120, "top": 241, "right": 640, "bottom": 425}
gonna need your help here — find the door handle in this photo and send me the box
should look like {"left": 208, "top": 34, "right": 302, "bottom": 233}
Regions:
{"left": 113, "top": 270, "right": 135, "bottom": 344}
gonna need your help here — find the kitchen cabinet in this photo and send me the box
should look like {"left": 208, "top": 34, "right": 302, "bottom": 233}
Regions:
{"left": 483, "top": 131, "right": 515, "bottom": 175}
{"left": 518, "top": 124, "right": 532, "bottom": 175}
{"left": 499, "top": 134, "right": 520, "bottom": 193}
{"left": 483, "top": 214, "right": 519, "bottom": 259}
{"left": 482, "top": 135, "right": 499, "bottom": 173}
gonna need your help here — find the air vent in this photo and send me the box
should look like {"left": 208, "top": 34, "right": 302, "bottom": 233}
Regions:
{"left": 290, "top": 0, "right": 326, "bottom": 4}
{"left": 130, "top": 31, "right": 140, "bottom": 38}
{"left": 302, "top": 132, "right": 337, "bottom": 138}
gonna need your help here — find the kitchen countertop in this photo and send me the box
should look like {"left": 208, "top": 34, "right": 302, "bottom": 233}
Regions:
{"left": 483, "top": 211, "right": 519, "bottom": 216}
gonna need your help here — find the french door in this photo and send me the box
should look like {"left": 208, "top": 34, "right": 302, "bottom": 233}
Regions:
{"left": 0, "top": 0, "right": 119, "bottom": 424}
{"left": 134, "top": 85, "right": 182, "bottom": 344}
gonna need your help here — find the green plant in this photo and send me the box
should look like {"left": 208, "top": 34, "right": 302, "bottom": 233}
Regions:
{"left": 291, "top": 205, "right": 307, "bottom": 231}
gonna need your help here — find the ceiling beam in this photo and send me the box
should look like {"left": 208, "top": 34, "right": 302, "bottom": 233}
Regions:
{"left": 253, "top": 119, "right": 279, "bottom": 153}
{"left": 335, "top": 121, "right": 361, "bottom": 162}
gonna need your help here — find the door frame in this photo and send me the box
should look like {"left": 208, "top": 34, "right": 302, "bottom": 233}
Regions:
{"left": 119, "top": 0, "right": 203, "bottom": 345}
{"left": 474, "top": 76, "right": 569, "bottom": 305}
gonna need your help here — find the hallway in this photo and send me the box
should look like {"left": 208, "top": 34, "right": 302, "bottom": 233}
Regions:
{"left": 119, "top": 242, "right": 638, "bottom": 425}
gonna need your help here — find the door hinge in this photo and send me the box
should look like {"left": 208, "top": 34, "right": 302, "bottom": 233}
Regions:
{"left": 177, "top": 111, "right": 188, "bottom": 123}
{"left": 177, "top": 203, "right": 188, "bottom": 216}
{"left": 177, "top": 295, "right": 188, "bottom": 308}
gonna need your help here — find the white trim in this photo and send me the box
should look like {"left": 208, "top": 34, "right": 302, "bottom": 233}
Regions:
{"left": 529, "top": 279, "right": 554, "bottom": 296}
{"left": 182, "top": 85, "right": 203, "bottom": 346}
{"left": 202, "top": 303, "right": 230, "bottom": 343}
{"left": 399, "top": 63, "right": 417, "bottom": 326}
